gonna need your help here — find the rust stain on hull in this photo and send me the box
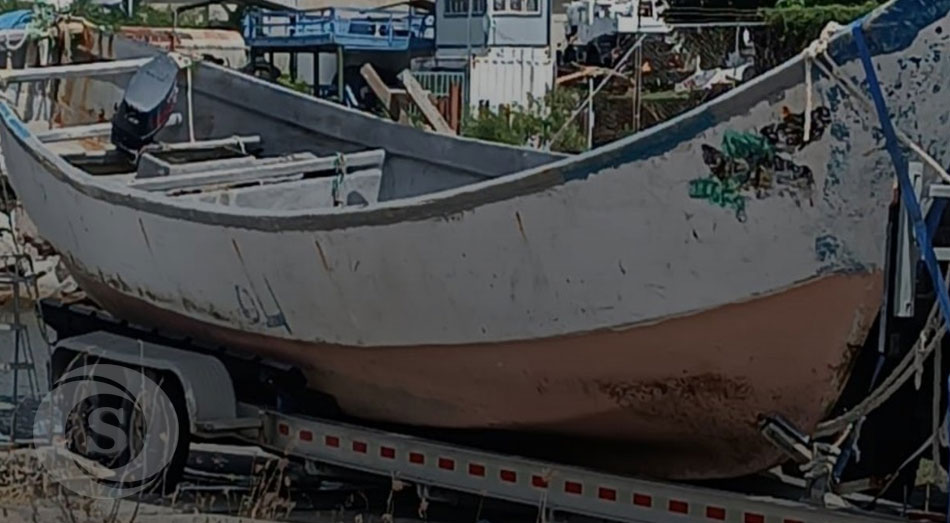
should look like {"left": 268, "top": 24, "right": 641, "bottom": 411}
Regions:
{"left": 66, "top": 263, "right": 882, "bottom": 480}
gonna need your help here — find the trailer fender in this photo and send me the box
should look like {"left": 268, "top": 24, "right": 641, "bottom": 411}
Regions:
{"left": 51, "top": 331, "right": 241, "bottom": 433}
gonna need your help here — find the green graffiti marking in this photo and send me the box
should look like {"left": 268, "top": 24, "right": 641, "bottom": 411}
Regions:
{"left": 721, "top": 130, "right": 775, "bottom": 166}
{"left": 689, "top": 107, "right": 828, "bottom": 221}
{"left": 688, "top": 177, "right": 747, "bottom": 222}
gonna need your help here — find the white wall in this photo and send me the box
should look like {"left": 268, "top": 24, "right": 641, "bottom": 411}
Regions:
{"left": 469, "top": 46, "right": 554, "bottom": 110}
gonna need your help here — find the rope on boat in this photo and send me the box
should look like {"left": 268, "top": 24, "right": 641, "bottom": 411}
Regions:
{"left": 815, "top": 307, "right": 945, "bottom": 436}
{"left": 234, "top": 135, "right": 247, "bottom": 155}
{"left": 811, "top": 22, "right": 950, "bottom": 437}
{"left": 803, "top": 22, "right": 842, "bottom": 143}
{"left": 187, "top": 65, "right": 195, "bottom": 143}
{"left": 332, "top": 153, "right": 346, "bottom": 207}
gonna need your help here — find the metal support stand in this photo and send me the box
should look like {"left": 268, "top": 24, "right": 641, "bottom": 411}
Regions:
{"left": 336, "top": 45, "right": 345, "bottom": 103}
{"left": 0, "top": 253, "right": 44, "bottom": 444}
{"left": 760, "top": 414, "right": 843, "bottom": 503}
{"left": 313, "top": 49, "right": 320, "bottom": 96}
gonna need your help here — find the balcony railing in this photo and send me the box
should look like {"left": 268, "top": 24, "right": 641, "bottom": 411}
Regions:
{"left": 243, "top": 7, "right": 435, "bottom": 51}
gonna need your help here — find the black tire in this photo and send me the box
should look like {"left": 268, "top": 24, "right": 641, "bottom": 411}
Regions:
{"left": 60, "top": 359, "right": 190, "bottom": 497}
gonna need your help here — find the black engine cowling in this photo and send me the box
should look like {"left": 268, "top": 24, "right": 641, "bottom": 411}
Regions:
{"left": 111, "top": 54, "right": 181, "bottom": 154}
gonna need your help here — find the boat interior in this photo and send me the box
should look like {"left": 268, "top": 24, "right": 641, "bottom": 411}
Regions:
{"left": 44, "top": 121, "right": 391, "bottom": 210}
{"left": 0, "top": 32, "right": 562, "bottom": 212}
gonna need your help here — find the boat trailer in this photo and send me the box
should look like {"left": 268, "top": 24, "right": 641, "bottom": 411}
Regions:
{"left": 35, "top": 300, "right": 910, "bottom": 523}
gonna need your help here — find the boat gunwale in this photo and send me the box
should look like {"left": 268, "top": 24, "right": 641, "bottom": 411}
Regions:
{"left": 0, "top": 0, "right": 932, "bottom": 232}
{"left": 0, "top": 55, "right": 805, "bottom": 232}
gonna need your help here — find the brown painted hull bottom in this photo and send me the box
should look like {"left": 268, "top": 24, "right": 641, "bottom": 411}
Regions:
{"left": 69, "top": 268, "right": 881, "bottom": 480}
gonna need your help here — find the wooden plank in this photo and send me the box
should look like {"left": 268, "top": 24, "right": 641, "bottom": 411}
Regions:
{"left": 0, "top": 58, "right": 152, "bottom": 85}
{"left": 361, "top": 64, "right": 410, "bottom": 122}
{"left": 177, "top": 167, "right": 385, "bottom": 209}
{"left": 448, "top": 83, "right": 462, "bottom": 133}
{"left": 136, "top": 152, "right": 264, "bottom": 179}
{"left": 37, "top": 113, "right": 184, "bottom": 143}
{"left": 38, "top": 122, "right": 112, "bottom": 142}
{"left": 398, "top": 70, "right": 455, "bottom": 135}
{"left": 144, "top": 134, "right": 262, "bottom": 153}
{"left": 556, "top": 66, "right": 634, "bottom": 86}
{"left": 129, "top": 149, "right": 386, "bottom": 193}
{"left": 361, "top": 64, "right": 394, "bottom": 112}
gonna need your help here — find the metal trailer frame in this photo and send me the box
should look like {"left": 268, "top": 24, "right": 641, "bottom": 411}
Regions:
{"left": 44, "top": 312, "right": 901, "bottom": 523}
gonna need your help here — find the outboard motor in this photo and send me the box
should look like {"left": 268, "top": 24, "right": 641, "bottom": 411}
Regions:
{"left": 111, "top": 54, "right": 181, "bottom": 155}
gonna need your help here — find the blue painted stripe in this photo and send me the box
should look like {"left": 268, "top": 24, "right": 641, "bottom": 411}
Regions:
{"left": 852, "top": 23, "right": 950, "bottom": 328}
{"left": 830, "top": 0, "right": 950, "bottom": 64}
{"left": 0, "top": 102, "right": 29, "bottom": 139}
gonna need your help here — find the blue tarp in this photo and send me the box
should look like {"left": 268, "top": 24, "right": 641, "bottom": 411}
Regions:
{"left": 0, "top": 10, "right": 31, "bottom": 31}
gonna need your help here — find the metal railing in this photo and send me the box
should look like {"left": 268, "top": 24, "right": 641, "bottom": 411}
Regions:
{"left": 414, "top": 70, "right": 467, "bottom": 101}
{"left": 243, "top": 7, "right": 435, "bottom": 50}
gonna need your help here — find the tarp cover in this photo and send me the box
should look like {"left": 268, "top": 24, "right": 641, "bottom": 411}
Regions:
{"left": 0, "top": 10, "right": 31, "bottom": 30}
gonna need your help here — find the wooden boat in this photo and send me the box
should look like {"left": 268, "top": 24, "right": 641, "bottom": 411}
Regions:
{"left": 0, "top": 1, "right": 943, "bottom": 479}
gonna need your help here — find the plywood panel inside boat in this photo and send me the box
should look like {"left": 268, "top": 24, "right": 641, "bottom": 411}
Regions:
{"left": 52, "top": 140, "right": 117, "bottom": 161}
{"left": 143, "top": 135, "right": 262, "bottom": 156}
{"left": 178, "top": 167, "right": 384, "bottom": 209}
{"left": 128, "top": 149, "right": 387, "bottom": 193}
{"left": 136, "top": 152, "right": 258, "bottom": 179}
{"left": 38, "top": 122, "right": 113, "bottom": 143}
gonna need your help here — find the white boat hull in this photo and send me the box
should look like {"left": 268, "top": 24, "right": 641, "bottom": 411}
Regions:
{"left": 2, "top": 1, "right": 947, "bottom": 478}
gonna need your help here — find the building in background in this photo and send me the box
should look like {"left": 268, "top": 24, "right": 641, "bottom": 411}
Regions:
{"left": 414, "top": 0, "right": 555, "bottom": 111}
{"left": 241, "top": 0, "right": 435, "bottom": 101}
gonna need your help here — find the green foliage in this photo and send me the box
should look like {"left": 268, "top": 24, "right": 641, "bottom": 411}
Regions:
{"left": 461, "top": 89, "right": 588, "bottom": 153}
{"left": 761, "top": 1, "right": 882, "bottom": 42}
{"left": 774, "top": 0, "right": 877, "bottom": 6}
{"left": 0, "top": 0, "right": 212, "bottom": 34}
{"left": 757, "top": 0, "right": 882, "bottom": 64}
{"left": 67, "top": 0, "right": 209, "bottom": 31}
{"left": 277, "top": 74, "right": 311, "bottom": 95}
{"left": 0, "top": 0, "right": 30, "bottom": 13}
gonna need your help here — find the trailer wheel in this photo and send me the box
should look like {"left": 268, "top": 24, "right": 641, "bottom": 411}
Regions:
{"left": 58, "top": 358, "right": 191, "bottom": 497}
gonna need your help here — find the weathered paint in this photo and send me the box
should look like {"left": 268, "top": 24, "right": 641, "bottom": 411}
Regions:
{"left": 687, "top": 106, "right": 830, "bottom": 221}
{"left": 1, "top": 0, "right": 948, "bottom": 479}
{"left": 65, "top": 263, "right": 881, "bottom": 479}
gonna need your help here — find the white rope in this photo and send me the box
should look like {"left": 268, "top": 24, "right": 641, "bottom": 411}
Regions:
{"left": 815, "top": 268, "right": 949, "bottom": 436}
{"left": 233, "top": 135, "right": 246, "bottom": 155}
{"left": 801, "top": 28, "right": 950, "bottom": 438}
{"left": 805, "top": 55, "right": 812, "bottom": 140}
{"left": 803, "top": 22, "right": 844, "bottom": 144}
{"left": 186, "top": 66, "right": 195, "bottom": 143}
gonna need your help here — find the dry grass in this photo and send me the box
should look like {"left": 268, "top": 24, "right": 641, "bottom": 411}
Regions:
{"left": 0, "top": 448, "right": 295, "bottom": 523}
{"left": 237, "top": 458, "right": 295, "bottom": 520}
{"left": 0, "top": 449, "right": 54, "bottom": 504}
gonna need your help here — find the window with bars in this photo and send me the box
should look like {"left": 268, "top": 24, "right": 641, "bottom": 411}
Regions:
{"left": 445, "top": 0, "right": 487, "bottom": 16}
{"left": 493, "top": 0, "right": 541, "bottom": 14}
